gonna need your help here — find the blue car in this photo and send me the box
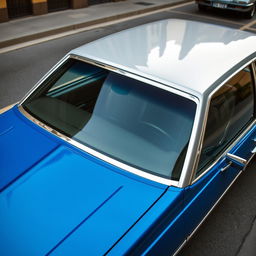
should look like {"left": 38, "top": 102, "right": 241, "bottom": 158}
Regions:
{"left": 0, "top": 19, "right": 256, "bottom": 256}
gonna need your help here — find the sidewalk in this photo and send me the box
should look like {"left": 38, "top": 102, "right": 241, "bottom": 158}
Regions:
{"left": 0, "top": 0, "right": 190, "bottom": 49}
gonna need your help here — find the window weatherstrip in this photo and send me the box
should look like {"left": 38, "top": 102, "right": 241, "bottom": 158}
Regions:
{"left": 70, "top": 54, "right": 199, "bottom": 104}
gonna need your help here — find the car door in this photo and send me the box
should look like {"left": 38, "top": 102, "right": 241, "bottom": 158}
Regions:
{"left": 182, "top": 63, "right": 256, "bottom": 238}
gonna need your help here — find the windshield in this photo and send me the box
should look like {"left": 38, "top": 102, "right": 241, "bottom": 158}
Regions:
{"left": 23, "top": 58, "right": 196, "bottom": 181}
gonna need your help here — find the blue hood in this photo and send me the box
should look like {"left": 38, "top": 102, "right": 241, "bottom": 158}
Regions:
{"left": 0, "top": 108, "right": 166, "bottom": 256}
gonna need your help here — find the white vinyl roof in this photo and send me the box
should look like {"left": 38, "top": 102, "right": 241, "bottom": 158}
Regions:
{"left": 71, "top": 19, "right": 256, "bottom": 96}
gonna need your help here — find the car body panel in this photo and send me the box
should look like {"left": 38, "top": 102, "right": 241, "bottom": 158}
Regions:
{"left": 0, "top": 107, "right": 167, "bottom": 256}
{"left": 0, "top": 107, "right": 58, "bottom": 191}
{"left": 107, "top": 187, "right": 185, "bottom": 256}
{"left": 49, "top": 189, "right": 184, "bottom": 256}
{"left": 181, "top": 123, "right": 256, "bottom": 246}
{"left": 108, "top": 126, "right": 256, "bottom": 256}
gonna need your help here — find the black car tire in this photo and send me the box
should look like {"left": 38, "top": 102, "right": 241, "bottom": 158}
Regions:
{"left": 244, "top": 3, "right": 255, "bottom": 19}
{"left": 198, "top": 4, "right": 207, "bottom": 11}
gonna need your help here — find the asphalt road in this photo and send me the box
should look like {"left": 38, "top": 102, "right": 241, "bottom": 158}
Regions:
{"left": 0, "top": 3, "right": 256, "bottom": 256}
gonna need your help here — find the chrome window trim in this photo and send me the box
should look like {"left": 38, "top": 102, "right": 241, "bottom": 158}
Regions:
{"left": 178, "top": 98, "right": 202, "bottom": 187}
{"left": 19, "top": 55, "right": 70, "bottom": 105}
{"left": 252, "top": 61, "right": 256, "bottom": 85}
{"left": 191, "top": 57, "right": 256, "bottom": 185}
{"left": 192, "top": 120, "right": 256, "bottom": 184}
{"left": 70, "top": 54, "right": 199, "bottom": 103}
{"left": 251, "top": 61, "right": 256, "bottom": 116}
{"left": 19, "top": 106, "right": 179, "bottom": 187}
{"left": 19, "top": 54, "right": 200, "bottom": 188}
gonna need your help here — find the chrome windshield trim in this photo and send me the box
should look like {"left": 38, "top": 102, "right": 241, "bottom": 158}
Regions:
{"left": 178, "top": 97, "right": 202, "bottom": 187}
{"left": 70, "top": 54, "right": 199, "bottom": 103}
{"left": 20, "top": 104, "right": 181, "bottom": 187}
{"left": 19, "top": 55, "right": 70, "bottom": 106}
{"left": 252, "top": 61, "right": 256, "bottom": 84}
{"left": 19, "top": 54, "right": 200, "bottom": 187}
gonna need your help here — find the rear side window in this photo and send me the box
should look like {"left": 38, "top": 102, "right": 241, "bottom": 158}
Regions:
{"left": 196, "top": 66, "right": 254, "bottom": 176}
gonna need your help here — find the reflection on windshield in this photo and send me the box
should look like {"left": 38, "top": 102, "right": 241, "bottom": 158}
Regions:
{"left": 23, "top": 59, "right": 196, "bottom": 181}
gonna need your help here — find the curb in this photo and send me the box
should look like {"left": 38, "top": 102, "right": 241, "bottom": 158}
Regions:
{"left": 0, "top": 0, "right": 191, "bottom": 49}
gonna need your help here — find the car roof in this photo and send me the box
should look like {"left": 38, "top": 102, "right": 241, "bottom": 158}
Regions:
{"left": 70, "top": 19, "right": 256, "bottom": 97}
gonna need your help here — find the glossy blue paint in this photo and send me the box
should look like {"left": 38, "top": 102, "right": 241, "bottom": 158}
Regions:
{"left": 0, "top": 106, "right": 58, "bottom": 191}
{"left": 108, "top": 187, "right": 185, "bottom": 256}
{"left": 1, "top": 107, "right": 255, "bottom": 256}
{"left": 181, "top": 124, "right": 256, "bottom": 241}
{"left": 0, "top": 127, "right": 166, "bottom": 256}
{"left": 109, "top": 126, "right": 256, "bottom": 256}
{"left": 233, "top": 124, "right": 256, "bottom": 160}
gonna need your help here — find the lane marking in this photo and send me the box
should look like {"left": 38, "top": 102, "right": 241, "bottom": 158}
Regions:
{"left": 0, "top": 1, "right": 193, "bottom": 54}
{"left": 240, "top": 19, "right": 256, "bottom": 31}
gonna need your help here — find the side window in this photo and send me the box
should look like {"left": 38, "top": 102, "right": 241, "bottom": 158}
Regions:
{"left": 196, "top": 66, "right": 255, "bottom": 177}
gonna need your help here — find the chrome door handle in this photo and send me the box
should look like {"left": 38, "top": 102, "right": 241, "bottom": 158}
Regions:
{"left": 221, "top": 161, "right": 232, "bottom": 172}
{"left": 226, "top": 153, "right": 247, "bottom": 167}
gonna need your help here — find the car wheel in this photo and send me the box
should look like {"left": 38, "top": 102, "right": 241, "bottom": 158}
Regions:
{"left": 244, "top": 3, "right": 255, "bottom": 19}
{"left": 198, "top": 4, "right": 207, "bottom": 11}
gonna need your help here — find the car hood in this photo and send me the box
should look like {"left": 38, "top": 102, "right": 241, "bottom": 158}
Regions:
{"left": 0, "top": 108, "right": 166, "bottom": 256}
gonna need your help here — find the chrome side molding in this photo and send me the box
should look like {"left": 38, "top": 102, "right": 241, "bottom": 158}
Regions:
{"left": 221, "top": 161, "right": 232, "bottom": 172}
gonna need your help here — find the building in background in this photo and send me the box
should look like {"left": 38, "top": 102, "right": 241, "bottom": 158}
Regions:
{"left": 0, "top": 0, "right": 123, "bottom": 22}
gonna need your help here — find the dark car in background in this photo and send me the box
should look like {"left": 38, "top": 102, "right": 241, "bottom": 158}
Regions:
{"left": 196, "top": 0, "right": 256, "bottom": 18}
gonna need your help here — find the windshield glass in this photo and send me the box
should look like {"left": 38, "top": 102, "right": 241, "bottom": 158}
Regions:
{"left": 23, "top": 58, "right": 196, "bottom": 181}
